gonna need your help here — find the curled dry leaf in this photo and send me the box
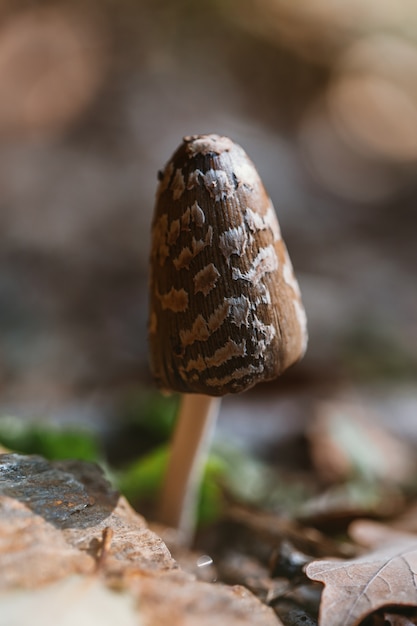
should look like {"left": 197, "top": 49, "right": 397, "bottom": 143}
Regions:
{"left": 306, "top": 521, "right": 417, "bottom": 626}
{"left": 370, "top": 608, "right": 417, "bottom": 626}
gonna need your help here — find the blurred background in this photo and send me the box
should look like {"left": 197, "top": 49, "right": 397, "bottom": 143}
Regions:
{"left": 0, "top": 0, "right": 416, "bottom": 460}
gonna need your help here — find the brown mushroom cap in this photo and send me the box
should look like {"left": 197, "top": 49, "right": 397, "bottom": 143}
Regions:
{"left": 149, "top": 134, "right": 307, "bottom": 396}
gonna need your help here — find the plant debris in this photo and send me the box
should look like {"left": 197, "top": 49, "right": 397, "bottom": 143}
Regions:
{"left": 2, "top": 400, "right": 417, "bottom": 625}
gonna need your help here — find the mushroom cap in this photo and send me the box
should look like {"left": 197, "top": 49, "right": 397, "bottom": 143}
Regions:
{"left": 149, "top": 134, "right": 307, "bottom": 396}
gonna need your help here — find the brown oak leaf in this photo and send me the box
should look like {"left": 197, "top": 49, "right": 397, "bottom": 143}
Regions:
{"left": 306, "top": 522, "right": 417, "bottom": 626}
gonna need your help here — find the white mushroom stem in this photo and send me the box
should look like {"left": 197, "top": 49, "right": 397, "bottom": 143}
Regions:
{"left": 158, "top": 393, "right": 221, "bottom": 545}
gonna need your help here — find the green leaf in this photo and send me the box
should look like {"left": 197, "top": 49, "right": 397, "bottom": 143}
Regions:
{"left": 121, "top": 389, "right": 179, "bottom": 439}
{"left": 198, "top": 454, "right": 227, "bottom": 525}
{"left": 116, "top": 445, "right": 169, "bottom": 503}
{"left": 0, "top": 416, "right": 101, "bottom": 462}
{"left": 116, "top": 445, "right": 227, "bottom": 526}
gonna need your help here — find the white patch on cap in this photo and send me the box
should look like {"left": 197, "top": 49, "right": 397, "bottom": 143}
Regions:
{"left": 205, "top": 363, "right": 264, "bottom": 388}
{"left": 245, "top": 205, "right": 281, "bottom": 242}
{"left": 179, "top": 300, "right": 230, "bottom": 348}
{"left": 205, "top": 339, "right": 247, "bottom": 367}
{"left": 167, "top": 219, "right": 180, "bottom": 246}
{"left": 173, "top": 226, "right": 213, "bottom": 270}
{"left": 194, "top": 263, "right": 220, "bottom": 296}
{"left": 183, "top": 339, "right": 246, "bottom": 373}
{"left": 184, "top": 134, "right": 234, "bottom": 157}
{"left": 180, "top": 207, "right": 191, "bottom": 231}
{"left": 191, "top": 201, "right": 205, "bottom": 226}
{"left": 191, "top": 236, "right": 206, "bottom": 255}
{"left": 253, "top": 339, "right": 267, "bottom": 359}
{"left": 186, "top": 169, "right": 203, "bottom": 189}
{"left": 172, "top": 169, "right": 186, "bottom": 200}
{"left": 232, "top": 154, "right": 260, "bottom": 189}
{"left": 173, "top": 247, "right": 193, "bottom": 270}
{"left": 253, "top": 290, "right": 272, "bottom": 306}
{"left": 181, "top": 354, "right": 206, "bottom": 374}
{"left": 199, "top": 226, "right": 213, "bottom": 246}
{"left": 245, "top": 208, "right": 266, "bottom": 232}
{"left": 201, "top": 169, "right": 234, "bottom": 202}
{"left": 227, "top": 295, "right": 251, "bottom": 327}
{"left": 232, "top": 245, "right": 278, "bottom": 284}
{"left": 180, "top": 314, "right": 210, "bottom": 346}
{"left": 253, "top": 315, "right": 276, "bottom": 345}
{"left": 156, "top": 287, "right": 188, "bottom": 312}
{"left": 219, "top": 225, "right": 247, "bottom": 264}
{"left": 208, "top": 301, "right": 230, "bottom": 333}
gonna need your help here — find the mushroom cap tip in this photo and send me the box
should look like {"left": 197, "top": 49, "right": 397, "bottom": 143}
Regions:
{"left": 182, "top": 134, "right": 236, "bottom": 158}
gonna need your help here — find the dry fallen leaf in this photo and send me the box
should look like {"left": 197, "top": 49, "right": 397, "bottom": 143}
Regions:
{"left": 306, "top": 521, "right": 417, "bottom": 626}
{"left": 308, "top": 402, "right": 417, "bottom": 485}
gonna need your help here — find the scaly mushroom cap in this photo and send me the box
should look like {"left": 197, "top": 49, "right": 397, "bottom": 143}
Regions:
{"left": 149, "top": 134, "right": 307, "bottom": 396}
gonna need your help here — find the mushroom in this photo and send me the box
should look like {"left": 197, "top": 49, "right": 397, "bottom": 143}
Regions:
{"left": 149, "top": 134, "right": 307, "bottom": 544}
